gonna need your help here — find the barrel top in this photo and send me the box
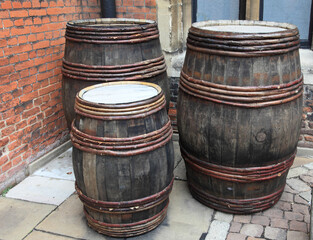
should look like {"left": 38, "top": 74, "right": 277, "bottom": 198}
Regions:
{"left": 67, "top": 18, "right": 155, "bottom": 28}
{"left": 202, "top": 25, "right": 285, "bottom": 33}
{"left": 79, "top": 81, "right": 161, "bottom": 105}
{"left": 192, "top": 20, "right": 298, "bottom": 34}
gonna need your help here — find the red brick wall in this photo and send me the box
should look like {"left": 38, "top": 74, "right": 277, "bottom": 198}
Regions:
{"left": 116, "top": 0, "right": 157, "bottom": 20}
{"left": 0, "top": 0, "right": 101, "bottom": 192}
{"left": 299, "top": 85, "right": 313, "bottom": 148}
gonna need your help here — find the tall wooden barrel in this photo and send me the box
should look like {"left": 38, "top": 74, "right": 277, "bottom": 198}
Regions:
{"left": 71, "top": 81, "right": 174, "bottom": 237}
{"left": 62, "top": 18, "right": 170, "bottom": 128}
{"left": 177, "top": 20, "right": 303, "bottom": 214}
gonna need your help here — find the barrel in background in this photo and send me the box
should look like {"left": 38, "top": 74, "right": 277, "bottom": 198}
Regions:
{"left": 71, "top": 81, "right": 174, "bottom": 237}
{"left": 177, "top": 20, "right": 303, "bottom": 214}
{"left": 62, "top": 18, "right": 170, "bottom": 128}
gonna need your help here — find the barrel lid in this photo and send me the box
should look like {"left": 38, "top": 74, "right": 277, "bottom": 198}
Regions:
{"left": 79, "top": 81, "right": 161, "bottom": 105}
{"left": 67, "top": 18, "right": 155, "bottom": 28}
{"left": 192, "top": 20, "right": 298, "bottom": 34}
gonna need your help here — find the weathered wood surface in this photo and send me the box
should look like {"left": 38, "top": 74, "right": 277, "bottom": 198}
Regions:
{"left": 71, "top": 82, "right": 174, "bottom": 237}
{"left": 62, "top": 19, "right": 170, "bottom": 128}
{"left": 177, "top": 20, "right": 303, "bottom": 214}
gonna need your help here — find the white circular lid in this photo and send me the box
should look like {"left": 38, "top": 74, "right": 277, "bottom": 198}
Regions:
{"left": 201, "top": 25, "right": 285, "bottom": 33}
{"left": 81, "top": 83, "right": 159, "bottom": 104}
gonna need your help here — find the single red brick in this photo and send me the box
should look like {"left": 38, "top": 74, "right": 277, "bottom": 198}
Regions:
{"left": 10, "top": 10, "right": 28, "bottom": 18}
{"left": 0, "top": 155, "right": 9, "bottom": 166}
{"left": 25, "top": 18, "right": 33, "bottom": 26}
{"left": 16, "top": 120, "right": 27, "bottom": 129}
{"left": 32, "top": 40, "right": 50, "bottom": 50}
{"left": 7, "top": 37, "right": 18, "bottom": 46}
{"left": 14, "top": 60, "right": 34, "bottom": 71}
{"left": 8, "top": 140, "right": 22, "bottom": 151}
{"left": 12, "top": 1, "right": 22, "bottom": 8}
{"left": 0, "top": 65, "right": 14, "bottom": 77}
{"left": 36, "top": 33, "right": 44, "bottom": 42}
{"left": 18, "top": 36, "right": 28, "bottom": 44}
{"left": 0, "top": 57, "right": 9, "bottom": 66}
{"left": 22, "top": 1, "right": 32, "bottom": 8}
{"left": 1, "top": 92, "right": 13, "bottom": 102}
{"left": 29, "top": 9, "right": 47, "bottom": 16}
{"left": 290, "top": 220, "right": 307, "bottom": 232}
{"left": 20, "top": 91, "right": 39, "bottom": 103}
{"left": 9, "top": 26, "right": 31, "bottom": 36}
{"left": 6, "top": 115, "right": 21, "bottom": 126}
{"left": 2, "top": 19, "right": 13, "bottom": 28}
{"left": 2, "top": 161, "right": 12, "bottom": 173}
{"left": 0, "top": 137, "right": 9, "bottom": 148}
{"left": 304, "top": 135, "right": 313, "bottom": 142}
{"left": 145, "top": 0, "right": 156, "bottom": 7}
{"left": 1, "top": 1, "right": 12, "bottom": 9}
{"left": 14, "top": 18, "right": 24, "bottom": 26}
{"left": 2, "top": 125, "right": 16, "bottom": 136}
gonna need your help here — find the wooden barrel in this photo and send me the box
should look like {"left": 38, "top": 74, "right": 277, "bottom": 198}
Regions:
{"left": 177, "top": 20, "right": 303, "bottom": 214}
{"left": 71, "top": 81, "right": 174, "bottom": 237}
{"left": 62, "top": 18, "right": 170, "bottom": 128}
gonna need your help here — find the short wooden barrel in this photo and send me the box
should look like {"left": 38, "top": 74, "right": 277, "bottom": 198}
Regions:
{"left": 62, "top": 18, "right": 170, "bottom": 128}
{"left": 177, "top": 20, "right": 303, "bottom": 214}
{"left": 71, "top": 81, "right": 174, "bottom": 237}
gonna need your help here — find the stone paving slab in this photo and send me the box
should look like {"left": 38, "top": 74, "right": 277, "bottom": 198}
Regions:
{"left": 37, "top": 181, "right": 213, "bottom": 240}
{"left": 0, "top": 197, "right": 55, "bottom": 240}
{"left": 32, "top": 148, "right": 75, "bottom": 181}
{"left": 5, "top": 175, "right": 75, "bottom": 205}
{"left": 36, "top": 194, "right": 112, "bottom": 240}
{"left": 24, "top": 230, "right": 75, "bottom": 240}
{"left": 225, "top": 162, "right": 312, "bottom": 240}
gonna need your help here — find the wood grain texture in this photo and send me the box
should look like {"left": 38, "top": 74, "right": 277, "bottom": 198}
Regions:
{"left": 62, "top": 19, "right": 170, "bottom": 128}
{"left": 177, "top": 21, "right": 303, "bottom": 214}
{"left": 71, "top": 83, "right": 174, "bottom": 236}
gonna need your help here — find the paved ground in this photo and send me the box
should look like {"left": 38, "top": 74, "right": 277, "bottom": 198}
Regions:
{"left": 0, "top": 142, "right": 312, "bottom": 240}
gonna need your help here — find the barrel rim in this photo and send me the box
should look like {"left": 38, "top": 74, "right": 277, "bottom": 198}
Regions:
{"left": 67, "top": 18, "right": 156, "bottom": 30}
{"left": 77, "top": 81, "right": 163, "bottom": 106}
{"left": 191, "top": 20, "right": 298, "bottom": 35}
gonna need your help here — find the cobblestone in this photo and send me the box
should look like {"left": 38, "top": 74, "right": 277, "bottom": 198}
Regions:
{"left": 233, "top": 215, "right": 251, "bottom": 224}
{"left": 300, "top": 174, "right": 313, "bottom": 184}
{"left": 270, "top": 218, "right": 289, "bottom": 229}
{"left": 280, "top": 192, "right": 294, "bottom": 202}
{"left": 285, "top": 211, "right": 304, "bottom": 221}
{"left": 226, "top": 233, "right": 246, "bottom": 240}
{"left": 293, "top": 204, "right": 310, "bottom": 215}
{"left": 287, "top": 167, "right": 308, "bottom": 178}
{"left": 229, "top": 222, "right": 242, "bottom": 233}
{"left": 240, "top": 224, "right": 263, "bottom": 237}
{"left": 214, "top": 211, "right": 233, "bottom": 223}
{"left": 287, "top": 178, "right": 311, "bottom": 192}
{"left": 300, "top": 191, "right": 311, "bottom": 202}
{"left": 251, "top": 216, "right": 270, "bottom": 226}
{"left": 274, "top": 201, "right": 292, "bottom": 211}
{"left": 286, "top": 231, "right": 309, "bottom": 240}
{"left": 205, "top": 220, "right": 230, "bottom": 240}
{"left": 213, "top": 165, "right": 311, "bottom": 240}
{"left": 289, "top": 220, "right": 308, "bottom": 232}
{"left": 295, "top": 195, "right": 309, "bottom": 204}
{"left": 264, "top": 226, "right": 287, "bottom": 240}
{"left": 263, "top": 208, "right": 284, "bottom": 218}
{"left": 284, "top": 184, "right": 299, "bottom": 194}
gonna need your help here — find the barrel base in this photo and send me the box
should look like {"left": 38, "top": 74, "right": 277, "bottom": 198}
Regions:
{"left": 84, "top": 204, "right": 168, "bottom": 238}
{"left": 188, "top": 182, "right": 284, "bottom": 214}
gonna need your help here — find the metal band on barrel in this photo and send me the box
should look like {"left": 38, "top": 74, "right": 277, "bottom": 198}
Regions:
{"left": 181, "top": 146, "right": 295, "bottom": 183}
{"left": 83, "top": 202, "right": 168, "bottom": 237}
{"left": 188, "top": 182, "right": 284, "bottom": 214}
{"left": 179, "top": 71, "right": 303, "bottom": 108}
{"left": 70, "top": 120, "right": 173, "bottom": 156}
{"left": 76, "top": 178, "right": 174, "bottom": 213}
